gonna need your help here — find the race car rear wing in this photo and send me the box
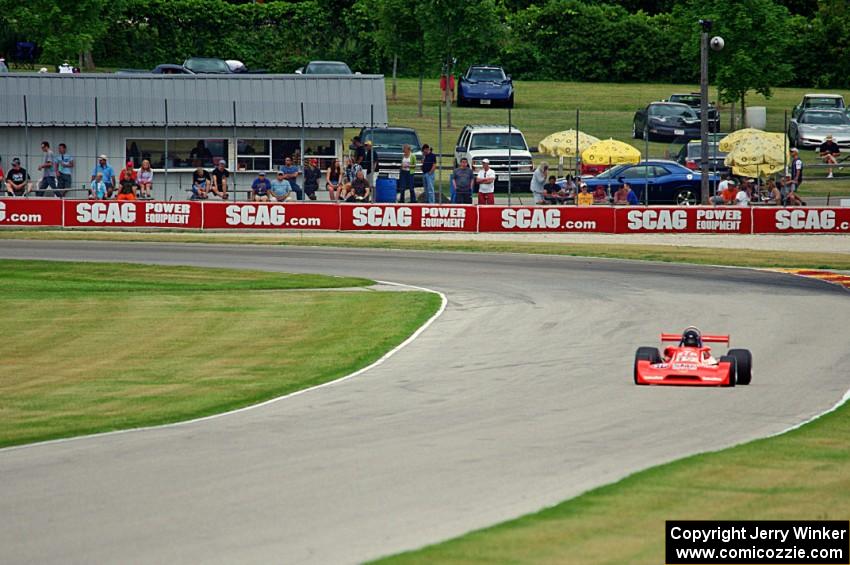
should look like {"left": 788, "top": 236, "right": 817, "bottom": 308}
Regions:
{"left": 661, "top": 333, "right": 730, "bottom": 343}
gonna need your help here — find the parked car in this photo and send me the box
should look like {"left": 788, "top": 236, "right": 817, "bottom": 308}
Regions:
{"left": 358, "top": 127, "right": 424, "bottom": 185}
{"left": 581, "top": 159, "right": 718, "bottom": 205}
{"left": 457, "top": 66, "right": 514, "bottom": 108}
{"left": 633, "top": 102, "right": 702, "bottom": 141}
{"left": 675, "top": 141, "right": 729, "bottom": 174}
{"left": 295, "top": 61, "right": 353, "bottom": 75}
{"left": 183, "top": 57, "right": 232, "bottom": 74}
{"left": 454, "top": 124, "right": 534, "bottom": 190}
{"left": 791, "top": 93, "right": 846, "bottom": 120}
{"left": 788, "top": 109, "right": 850, "bottom": 149}
{"left": 665, "top": 93, "right": 720, "bottom": 131}
{"left": 152, "top": 64, "right": 194, "bottom": 75}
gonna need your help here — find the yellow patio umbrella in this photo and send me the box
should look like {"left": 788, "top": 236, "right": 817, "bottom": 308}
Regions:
{"left": 723, "top": 134, "right": 788, "bottom": 178}
{"left": 718, "top": 128, "right": 766, "bottom": 152}
{"left": 581, "top": 138, "right": 641, "bottom": 166}
{"left": 538, "top": 130, "right": 600, "bottom": 157}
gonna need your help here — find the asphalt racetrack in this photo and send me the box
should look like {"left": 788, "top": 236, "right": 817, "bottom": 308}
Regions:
{"left": 2, "top": 240, "right": 849, "bottom": 565}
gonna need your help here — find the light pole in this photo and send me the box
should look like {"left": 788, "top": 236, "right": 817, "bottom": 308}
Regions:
{"left": 699, "top": 19, "right": 723, "bottom": 204}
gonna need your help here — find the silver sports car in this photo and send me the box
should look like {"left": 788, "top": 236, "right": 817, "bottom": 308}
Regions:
{"left": 788, "top": 109, "right": 850, "bottom": 148}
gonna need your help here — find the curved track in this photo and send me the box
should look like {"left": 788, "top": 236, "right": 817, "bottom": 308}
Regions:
{"left": 1, "top": 241, "right": 849, "bottom": 565}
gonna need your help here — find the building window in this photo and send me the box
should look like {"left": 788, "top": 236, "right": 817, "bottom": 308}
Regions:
{"left": 125, "top": 139, "right": 228, "bottom": 170}
{"left": 234, "top": 138, "right": 340, "bottom": 172}
{"left": 236, "top": 139, "right": 271, "bottom": 172}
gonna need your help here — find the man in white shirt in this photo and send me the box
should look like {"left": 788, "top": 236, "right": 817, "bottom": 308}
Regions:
{"left": 530, "top": 162, "right": 549, "bottom": 204}
{"left": 735, "top": 184, "right": 751, "bottom": 206}
{"left": 476, "top": 158, "right": 497, "bottom": 205}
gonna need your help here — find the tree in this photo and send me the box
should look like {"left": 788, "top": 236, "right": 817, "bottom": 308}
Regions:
{"left": 674, "top": 0, "right": 792, "bottom": 128}
{"left": 375, "top": 0, "right": 423, "bottom": 102}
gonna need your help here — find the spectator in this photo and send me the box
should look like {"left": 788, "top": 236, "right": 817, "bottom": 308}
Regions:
{"left": 5, "top": 158, "right": 31, "bottom": 197}
{"left": 782, "top": 175, "right": 804, "bottom": 206}
{"left": 189, "top": 140, "right": 212, "bottom": 166}
{"left": 735, "top": 181, "right": 751, "bottom": 206}
{"left": 362, "top": 140, "right": 378, "bottom": 185}
{"left": 819, "top": 135, "right": 840, "bottom": 178}
{"left": 711, "top": 175, "right": 732, "bottom": 205}
{"left": 440, "top": 73, "right": 455, "bottom": 103}
{"left": 326, "top": 158, "right": 342, "bottom": 201}
{"left": 421, "top": 144, "right": 437, "bottom": 204}
{"left": 542, "top": 175, "right": 567, "bottom": 204}
{"left": 0, "top": 156, "right": 4, "bottom": 187}
{"left": 614, "top": 183, "right": 639, "bottom": 205}
{"left": 36, "top": 141, "right": 57, "bottom": 197}
{"left": 269, "top": 171, "right": 293, "bottom": 202}
{"left": 451, "top": 157, "right": 475, "bottom": 205}
{"left": 398, "top": 144, "right": 417, "bottom": 203}
{"left": 210, "top": 160, "right": 229, "bottom": 200}
{"left": 251, "top": 171, "right": 271, "bottom": 202}
{"left": 341, "top": 169, "right": 371, "bottom": 202}
{"left": 303, "top": 159, "right": 321, "bottom": 201}
{"left": 789, "top": 147, "right": 804, "bottom": 193}
{"left": 352, "top": 136, "right": 366, "bottom": 167}
{"left": 345, "top": 156, "right": 362, "bottom": 184}
{"left": 0, "top": 57, "right": 8, "bottom": 73}
{"left": 91, "top": 155, "right": 116, "bottom": 198}
{"left": 576, "top": 183, "right": 593, "bottom": 206}
{"left": 765, "top": 179, "right": 782, "bottom": 205}
{"left": 592, "top": 185, "right": 608, "bottom": 204}
{"left": 89, "top": 172, "right": 108, "bottom": 200}
{"left": 719, "top": 179, "right": 738, "bottom": 205}
{"left": 119, "top": 161, "right": 137, "bottom": 190}
{"left": 116, "top": 165, "right": 137, "bottom": 201}
{"left": 530, "top": 162, "right": 549, "bottom": 205}
{"left": 55, "top": 143, "right": 74, "bottom": 198}
{"left": 279, "top": 156, "right": 303, "bottom": 200}
{"left": 191, "top": 165, "right": 211, "bottom": 200}
{"left": 475, "top": 158, "right": 496, "bottom": 205}
{"left": 137, "top": 159, "right": 154, "bottom": 199}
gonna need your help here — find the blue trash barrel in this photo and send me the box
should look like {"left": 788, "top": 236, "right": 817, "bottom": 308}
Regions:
{"left": 375, "top": 177, "right": 398, "bottom": 203}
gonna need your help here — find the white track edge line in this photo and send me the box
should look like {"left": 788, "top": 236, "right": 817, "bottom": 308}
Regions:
{"left": 0, "top": 280, "right": 448, "bottom": 453}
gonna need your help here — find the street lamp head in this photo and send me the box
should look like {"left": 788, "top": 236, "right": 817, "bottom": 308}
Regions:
{"left": 710, "top": 36, "right": 725, "bottom": 51}
{"left": 699, "top": 19, "right": 713, "bottom": 32}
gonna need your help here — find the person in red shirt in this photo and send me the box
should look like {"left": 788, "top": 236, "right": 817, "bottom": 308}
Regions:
{"left": 117, "top": 161, "right": 138, "bottom": 201}
{"left": 440, "top": 74, "right": 455, "bottom": 103}
{"left": 721, "top": 181, "right": 738, "bottom": 205}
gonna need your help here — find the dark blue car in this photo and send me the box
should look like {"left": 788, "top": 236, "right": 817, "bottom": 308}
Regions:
{"left": 582, "top": 160, "right": 718, "bottom": 205}
{"left": 457, "top": 66, "right": 514, "bottom": 108}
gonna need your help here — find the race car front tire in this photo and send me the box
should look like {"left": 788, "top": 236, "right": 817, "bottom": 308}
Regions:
{"left": 719, "top": 355, "right": 737, "bottom": 387}
{"left": 727, "top": 348, "right": 752, "bottom": 385}
{"left": 634, "top": 347, "right": 662, "bottom": 384}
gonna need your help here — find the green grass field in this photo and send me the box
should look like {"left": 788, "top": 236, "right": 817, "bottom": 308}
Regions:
{"left": 0, "top": 260, "right": 440, "bottom": 447}
{"left": 359, "top": 78, "right": 850, "bottom": 196}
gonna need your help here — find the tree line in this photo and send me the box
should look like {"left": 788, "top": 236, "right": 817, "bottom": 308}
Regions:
{"left": 1, "top": 0, "right": 848, "bottom": 107}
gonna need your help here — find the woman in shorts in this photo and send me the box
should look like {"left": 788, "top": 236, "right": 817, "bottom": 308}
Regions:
{"left": 137, "top": 159, "right": 154, "bottom": 199}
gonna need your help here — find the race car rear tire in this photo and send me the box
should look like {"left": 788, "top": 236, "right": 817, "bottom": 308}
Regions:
{"left": 634, "top": 347, "right": 662, "bottom": 384}
{"left": 727, "top": 348, "right": 752, "bottom": 385}
{"left": 719, "top": 355, "right": 737, "bottom": 386}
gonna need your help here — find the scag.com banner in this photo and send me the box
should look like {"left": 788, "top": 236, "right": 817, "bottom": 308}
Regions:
{"left": 0, "top": 198, "right": 62, "bottom": 227}
{"left": 752, "top": 208, "right": 850, "bottom": 234}
{"left": 203, "top": 202, "right": 340, "bottom": 230}
{"left": 615, "top": 207, "right": 751, "bottom": 234}
{"left": 477, "top": 206, "right": 615, "bottom": 232}
{"left": 63, "top": 200, "right": 202, "bottom": 228}
{"left": 339, "top": 205, "right": 476, "bottom": 231}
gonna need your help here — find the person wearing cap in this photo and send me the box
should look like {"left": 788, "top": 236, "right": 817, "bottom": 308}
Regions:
{"left": 475, "top": 158, "right": 497, "bottom": 205}
{"left": 190, "top": 164, "right": 211, "bottom": 200}
{"left": 91, "top": 155, "right": 116, "bottom": 198}
{"left": 36, "top": 141, "right": 57, "bottom": 197}
{"left": 819, "top": 135, "right": 841, "bottom": 178}
{"left": 576, "top": 183, "right": 593, "bottom": 206}
{"left": 303, "top": 158, "right": 321, "bottom": 201}
{"left": 137, "top": 159, "right": 154, "bottom": 199}
{"left": 269, "top": 170, "right": 293, "bottom": 202}
{"left": 789, "top": 148, "right": 804, "bottom": 197}
{"left": 421, "top": 144, "right": 437, "bottom": 203}
{"left": 279, "top": 156, "right": 302, "bottom": 200}
{"left": 251, "top": 171, "right": 271, "bottom": 202}
{"left": 720, "top": 179, "right": 738, "bottom": 205}
{"left": 89, "top": 172, "right": 108, "bottom": 200}
{"left": 712, "top": 175, "right": 734, "bottom": 205}
{"left": 210, "top": 160, "right": 230, "bottom": 200}
{"left": 5, "top": 158, "right": 31, "bottom": 197}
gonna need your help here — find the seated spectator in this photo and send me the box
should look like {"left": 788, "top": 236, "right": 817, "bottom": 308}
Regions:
{"left": 251, "top": 171, "right": 271, "bottom": 202}
{"left": 765, "top": 179, "right": 782, "bottom": 205}
{"left": 279, "top": 156, "right": 302, "bottom": 200}
{"left": 136, "top": 159, "right": 153, "bottom": 199}
{"left": 191, "top": 165, "right": 211, "bottom": 200}
{"left": 116, "top": 166, "right": 137, "bottom": 201}
{"left": 303, "top": 158, "right": 321, "bottom": 201}
{"left": 91, "top": 155, "right": 116, "bottom": 198}
{"left": 734, "top": 183, "right": 751, "bottom": 206}
{"left": 720, "top": 180, "right": 738, "bottom": 205}
{"left": 543, "top": 175, "right": 569, "bottom": 204}
{"left": 340, "top": 169, "right": 371, "bottom": 202}
{"left": 89, "top": 172, "right": 108, "bottom": 200}
{"left": 576, "top": 183, "right": 593, "bottom": 206}
{"left": 269, "top": 171, "right": 293, "bottom": 202}
{"left": 592, "top": 185, "right": 608, "bottom": 204}
{"left": 210, "top": 160, "right": 230, "bottom": 200}
{"left": 5, "top": 158, "right": 31, "bottom": 196}
{"left": 0, "top": 156, "right": 4, "bottom": 187}
{"left": 711, "top": 176, "right": 732, "bottom": 205}
{"left": 781, "top": 175, "right": 804, "bottom": 206}
{"left": 819, "top": 134, "right": 840, "bottom": 178}
{"left": 614, "top": 183, "right": 639, "bottom": 205}
{"left": 326, "top": 159, "right": 342, "bottom": 201}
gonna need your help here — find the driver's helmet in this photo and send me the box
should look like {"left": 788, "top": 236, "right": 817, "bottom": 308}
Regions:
{"left": 681, "top": 326, "right": 702, "bottom": 347}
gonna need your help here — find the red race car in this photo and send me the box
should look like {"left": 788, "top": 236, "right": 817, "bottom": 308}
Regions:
{"left": 634, "top": 327, "right": 752, "bottom": 386}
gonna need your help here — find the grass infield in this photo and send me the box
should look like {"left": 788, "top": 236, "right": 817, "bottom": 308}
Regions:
{"left": 0, "top": 260, "right": 440, "bottom": 448}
